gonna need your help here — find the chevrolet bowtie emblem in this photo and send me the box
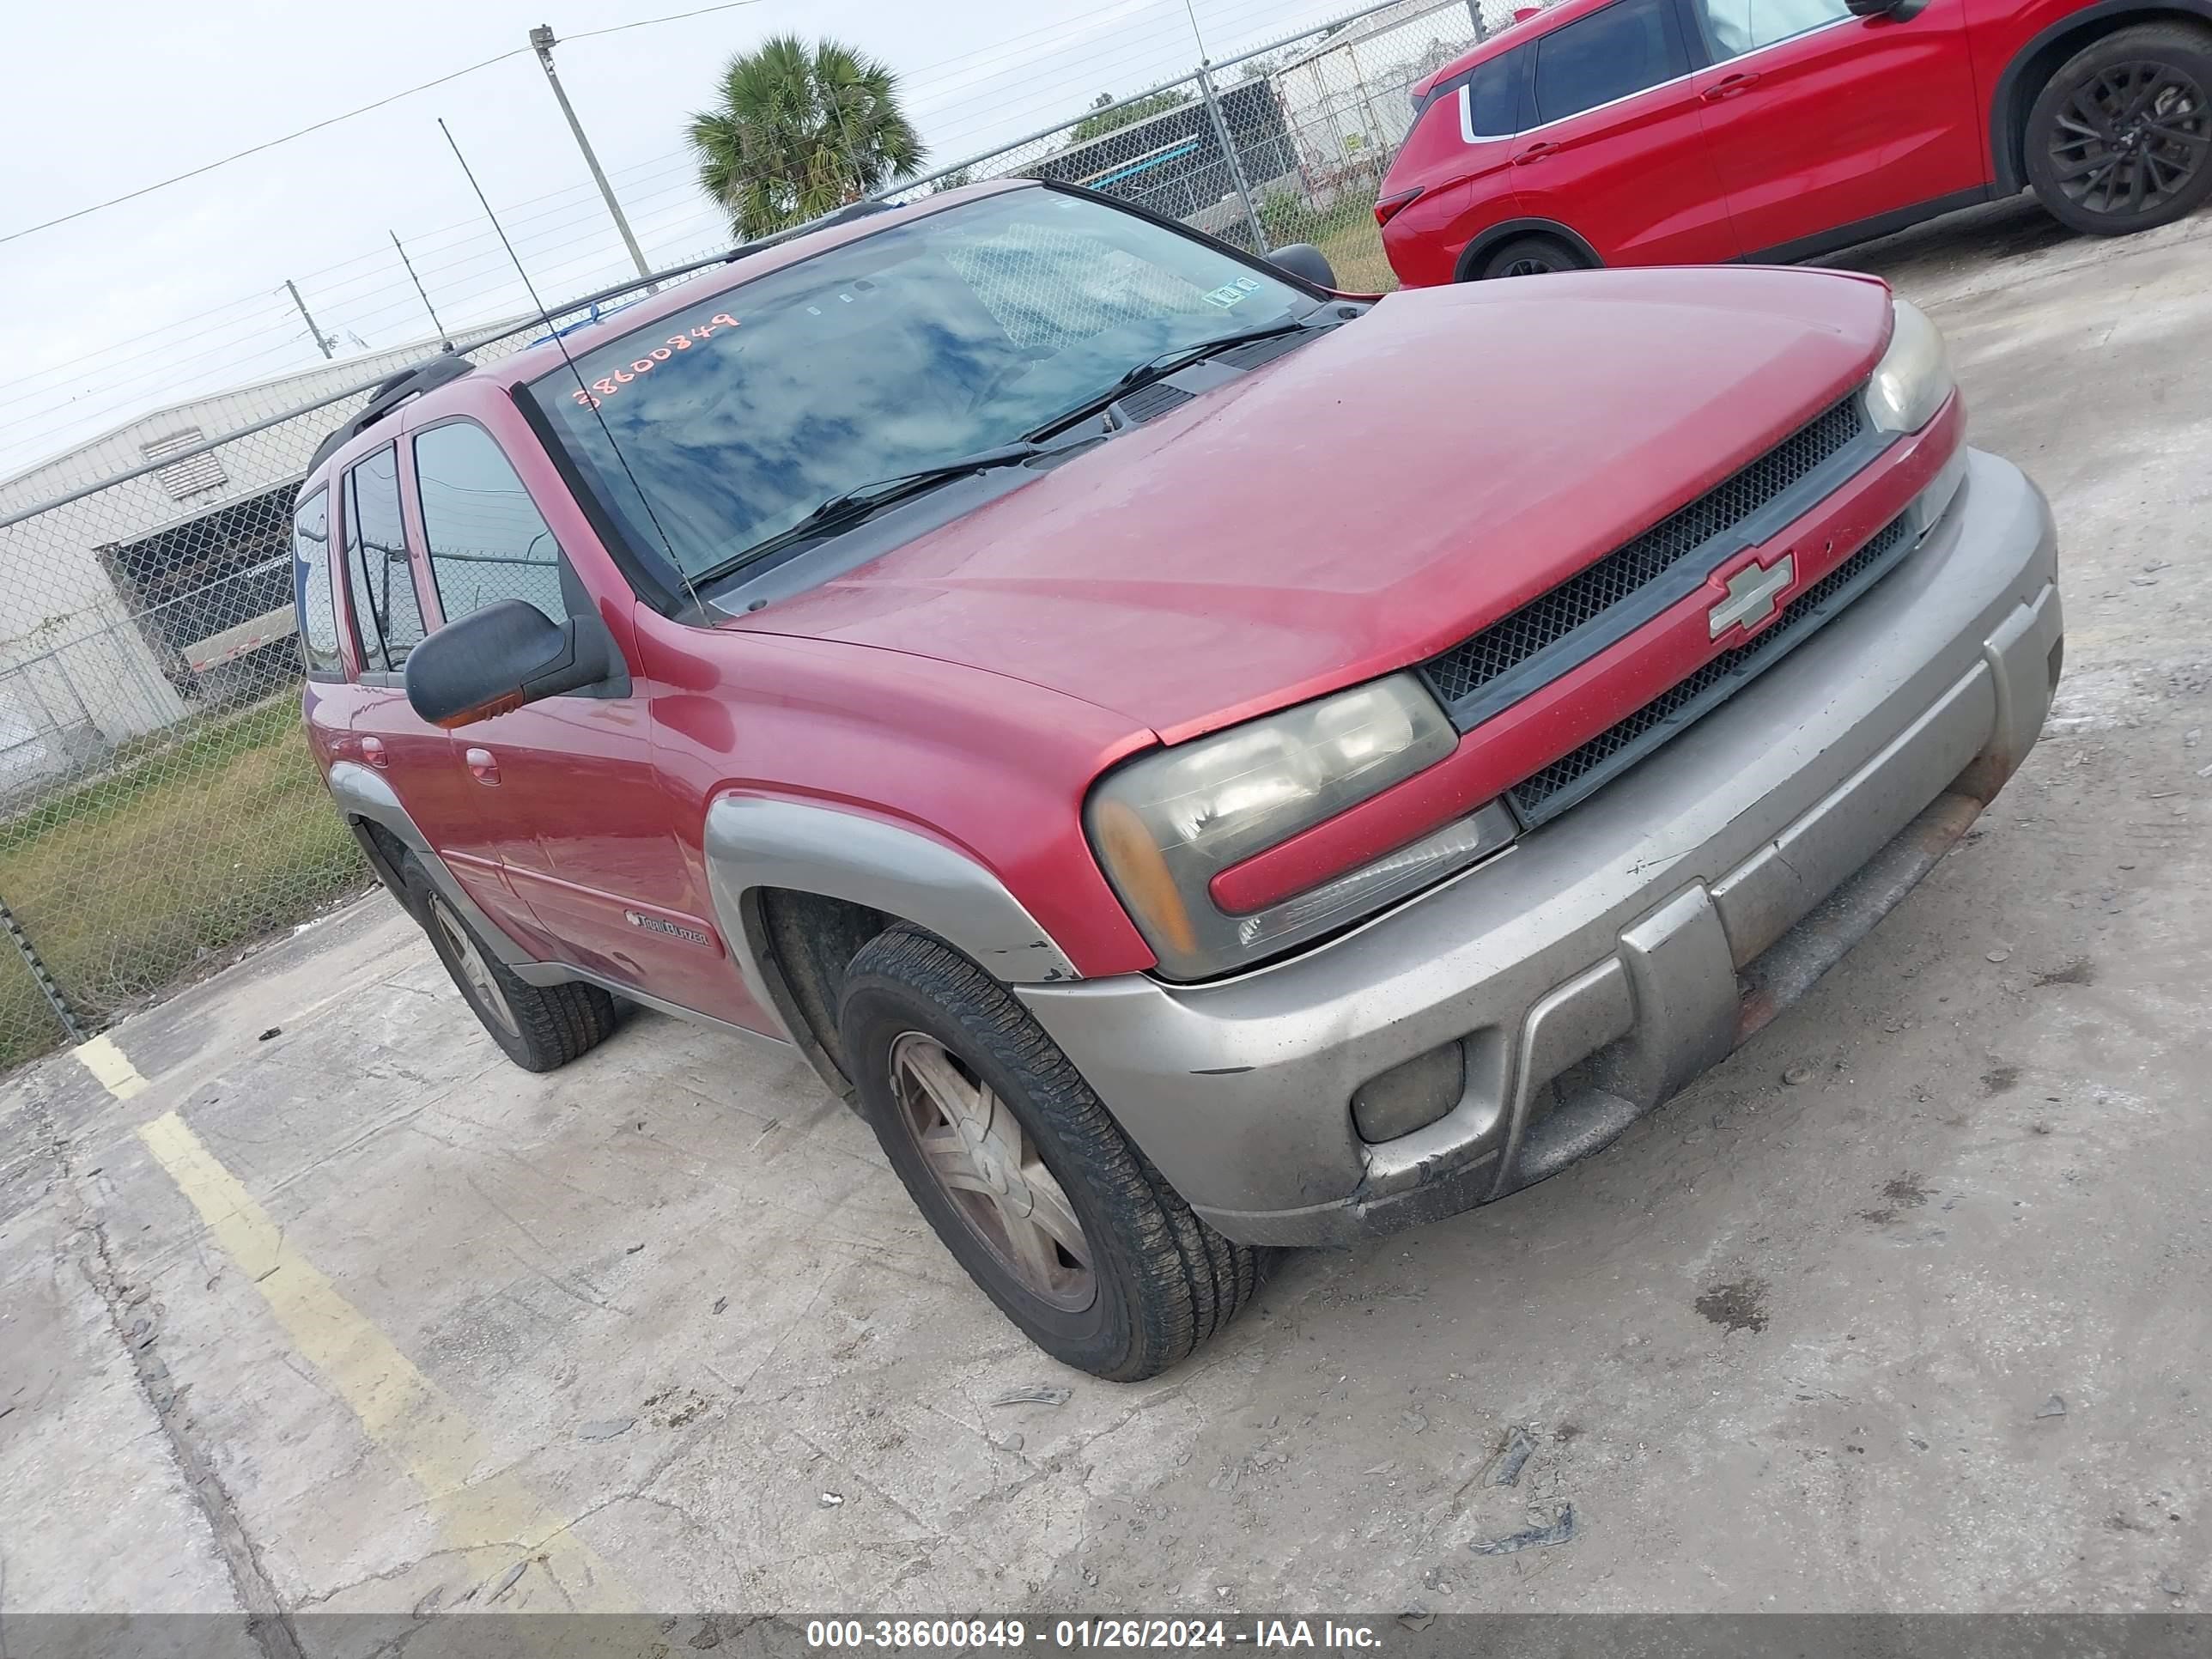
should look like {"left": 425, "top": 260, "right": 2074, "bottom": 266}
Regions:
{"left": 1709, "top": 553, "right": 1796, "bottom": 639}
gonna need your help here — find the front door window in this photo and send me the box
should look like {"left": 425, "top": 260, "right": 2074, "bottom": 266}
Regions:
{"left": 1530, "top": 0, "right": 1692, "bottom": 125}
{"left": 1697, "top": 0, "right": 1852, "bottom": 58}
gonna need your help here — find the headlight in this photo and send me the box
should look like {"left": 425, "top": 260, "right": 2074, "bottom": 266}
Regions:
{"left": 1863, "top": 298, "right": 1953, "bottom": 434}
{"left": 1086, "top": 674, "right": 1513, "bottom": 980}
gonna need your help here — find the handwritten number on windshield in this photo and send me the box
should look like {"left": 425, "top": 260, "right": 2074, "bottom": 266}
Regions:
{"left": 569, "top": 314, "right": 740, "bottom": 410}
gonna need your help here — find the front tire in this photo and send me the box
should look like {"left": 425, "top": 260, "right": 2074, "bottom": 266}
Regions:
{"left": 838, "top": 928, "right": 1260, "bottom": 1381}
{"left": 399, "top": 856, "right": 617, "bottom": 1073}
{"left": 2025, "top": 24, "right": 2212, "bottom": 236}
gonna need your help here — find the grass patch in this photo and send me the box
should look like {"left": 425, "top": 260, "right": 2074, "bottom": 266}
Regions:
{"left": 1257, "top": 189, "right": 1401, "bottom": 296}
{"left": 1314, "top": 214, "right": 1400, "bottom": 295}
{"left": 0, "top": 696, "right": 366, "bottom": 1070}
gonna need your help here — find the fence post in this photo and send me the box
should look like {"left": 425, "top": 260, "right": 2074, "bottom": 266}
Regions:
{"left": 0, "top": 890, "right": 86, "bottom": 1045}
{"left": 1195, "top": 64, "right": 1270, "bottom": 254}
{"left": 1467, "top": 0, "right": 1490, "bottom": 37}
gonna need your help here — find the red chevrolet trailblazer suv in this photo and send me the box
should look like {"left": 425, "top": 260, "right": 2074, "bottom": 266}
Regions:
{"left": 295, "top": 180, "right": 2060, "bottom": 1379}
{"left": 1376, "top": 0, "right": 2212, "bottom": 284}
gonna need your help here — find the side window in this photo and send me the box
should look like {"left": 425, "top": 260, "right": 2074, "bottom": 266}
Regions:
{"left": 290, "top": 486, "right": 342, "bottom": 680}
{"left": 342, "top": 445, "right": 427, "bottom": 672}
{"left": 1698, "top": 0, "right": 1851, "bottom": 57}
{"left": 1532, "top": 0, "right": 1690, "bottom": 125}
{"left": 1456, "top": 53, "right": 1522, "bottom": 139}
{"left": 413, "top": 422, "right": 569, "bottom": 623}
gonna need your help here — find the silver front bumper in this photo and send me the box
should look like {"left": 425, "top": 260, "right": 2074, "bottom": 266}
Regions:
{"left": 1015, "top": 451, "right": 2062, "bottom": 1246}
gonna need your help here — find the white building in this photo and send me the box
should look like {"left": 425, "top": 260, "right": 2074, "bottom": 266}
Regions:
{"left": 0, "top": 329, "right": 514, "bottom": 799}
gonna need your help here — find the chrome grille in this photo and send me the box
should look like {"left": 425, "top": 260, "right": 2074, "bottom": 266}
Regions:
{"left": 1506, "top": 514, "right": 1916, "bottom": 826}
{"left": 1423, "top": 398, "right": 1871, "bottom": 715}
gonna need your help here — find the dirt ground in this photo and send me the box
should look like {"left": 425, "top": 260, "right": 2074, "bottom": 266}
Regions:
{"left": 4, "top": 197, "right": 2209, "bottom": 1629}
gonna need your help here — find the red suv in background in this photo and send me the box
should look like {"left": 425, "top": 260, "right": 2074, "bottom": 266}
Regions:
{"left": 1376, "top": 0, "right": 2212, "bottom": 284}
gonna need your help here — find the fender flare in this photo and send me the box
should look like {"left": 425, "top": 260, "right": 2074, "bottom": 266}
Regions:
{"left": 702, "top": 795, "right": 1088, "bottom": 1103}
{"left": 1987, "top": 0, "right": 2212, "bottom": 192}
{"left": 702, "top": 794, "right": 1084, "bottom": 992}
{"left": 1454, "top": 218, "right": 1604, "bottom": 282}
{"left": 325, "top": 761, "right": 538, "bottom": 969}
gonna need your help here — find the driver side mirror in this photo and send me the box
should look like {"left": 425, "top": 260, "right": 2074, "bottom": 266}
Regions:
{"left": 1268, "top": 242, "right": 1338, "bottom": 290}
{"left": 1845, "top": 0, "right": 1910, "bottom": 17}
{"left": 404, "top": 599, "right": 627, "bottom": 729}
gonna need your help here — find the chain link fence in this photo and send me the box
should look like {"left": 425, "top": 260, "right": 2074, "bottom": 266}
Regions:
{"left": 0, "top": 286, "right": 700, "bottom": 1066}
{"left": 0, "top": 0, "right": 1536, "bottom": 1070}
{"left": 882, "top": 0, "right": 1527, "bottom": 290}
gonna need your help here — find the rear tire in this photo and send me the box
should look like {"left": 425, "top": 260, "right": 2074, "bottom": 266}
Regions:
{"left": 2024, "top": 24, "right": 2212, "bottom": 236}
{"left": 838, "top": 927, "right": 1261, "bottom": 1381}
{"left": 399, "top": 856, "right": 617, "bottom": 1073}
{"left": 1476, "top": 234, "right": 1586, "bottom": 279}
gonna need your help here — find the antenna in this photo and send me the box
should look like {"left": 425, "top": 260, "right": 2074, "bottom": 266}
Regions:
{"left": 436, "top": 118, "right": 703, "bottom": 615}
{"left": 390, "top": 230, "right": 450, "bottom": 349}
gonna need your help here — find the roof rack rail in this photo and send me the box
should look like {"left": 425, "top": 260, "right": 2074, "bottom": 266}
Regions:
{"left": 306, "top": 353, "right": 476, "bottom": 476}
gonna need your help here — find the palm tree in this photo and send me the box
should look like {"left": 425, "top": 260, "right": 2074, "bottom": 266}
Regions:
{"left": 689, "top": 35, "right": 926, "bottom": 242}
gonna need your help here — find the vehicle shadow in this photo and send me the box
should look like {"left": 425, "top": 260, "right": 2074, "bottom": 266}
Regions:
{"left": 1819, "top": 192, "right": 2076, "bottom": 280}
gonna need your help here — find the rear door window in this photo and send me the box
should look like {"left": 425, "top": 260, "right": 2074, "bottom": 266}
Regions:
{"left": 290, "top": 486, "right": 342, "bottom": 681}
{"left": 342, "top": 444, "right": 427, "bottom": 673}
{"left": 1532, "top": 0, "right": 1691, "bottom": 125}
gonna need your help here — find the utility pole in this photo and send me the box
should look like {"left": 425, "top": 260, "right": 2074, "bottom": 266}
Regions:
{"left": 1195, "top": 64, "right": 1269, "bottom": 256}
{"left": 529, "top": 24, "right": 653, "bottom": 281}
{"left": 390, "top": 231, "right": 451, "bottom": 348}
{"left": 283, "top": 279, "right": 335, "bottom": 359}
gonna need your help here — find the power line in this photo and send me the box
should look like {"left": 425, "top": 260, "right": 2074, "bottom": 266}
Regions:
{"left": 564, "top": 0, "right": 770, "bottom": 40}
{"left": 0, "top": 47, "right": 531, "bottom": 249}
{"left": 7, "top": 0, "right": 1318, "bottom": 323}
{"left": 0, "top": 0, "right": 774, "bottom": 251}
{"left": 0, "top": 0, "right": 1408, "bottom": 455}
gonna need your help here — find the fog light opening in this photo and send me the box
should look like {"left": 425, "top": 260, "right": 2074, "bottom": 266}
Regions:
{"left": 1352, "top": 1040, "right": 1466, "bottom": 1144}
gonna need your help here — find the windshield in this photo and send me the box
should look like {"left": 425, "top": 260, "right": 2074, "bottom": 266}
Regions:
{"left": 531, "top": 188, "right": 1316, "bottom": 586}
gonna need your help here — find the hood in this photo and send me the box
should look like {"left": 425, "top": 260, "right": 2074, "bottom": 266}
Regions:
{"left": 734, "top": 265, "right": 1893, "bottom": 744}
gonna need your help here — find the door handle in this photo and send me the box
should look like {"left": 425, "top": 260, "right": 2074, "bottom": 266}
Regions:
{"left": 1699, "top": 71, "right": 1762, "bottom": 101}
{"left": 465, "top": 746, "right": 500, "bottom": 786}
{"left": 360, "top": 735, "right": 387, "bottom": 769}
{"left": 1511, "top": 141, "right": 1560, "bottom": 166}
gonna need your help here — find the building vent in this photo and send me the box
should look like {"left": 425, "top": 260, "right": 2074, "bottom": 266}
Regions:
{"left": 140, "top": 428, "right": 228, "bottom": 501}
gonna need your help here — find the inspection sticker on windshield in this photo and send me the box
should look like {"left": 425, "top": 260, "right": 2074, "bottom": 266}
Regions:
{"left": 1201, "top": 283, "right": 1249, "bottom": 308}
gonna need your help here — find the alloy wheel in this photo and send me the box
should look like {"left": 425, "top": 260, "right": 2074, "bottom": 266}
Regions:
{"left": 886, "top": 1031, "right": 1096, "bottom": 1311}
{"left": 2046, "top": 59, "right": 2211, "bottom": 218}
{"left": 433, "top": 896, "right": 518, "bottom": 1037}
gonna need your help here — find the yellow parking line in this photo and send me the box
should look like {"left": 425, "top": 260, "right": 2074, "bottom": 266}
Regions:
{"left": 74, "top": 1033, "right": 149, "bottom": 1100}
{"left": 137, "top": 1109, "right": 632, "bottom": 1610}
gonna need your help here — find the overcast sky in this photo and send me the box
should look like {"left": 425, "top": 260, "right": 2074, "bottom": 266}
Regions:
{"left": 0, "top": 0, "right": 1373, "bottom": 484}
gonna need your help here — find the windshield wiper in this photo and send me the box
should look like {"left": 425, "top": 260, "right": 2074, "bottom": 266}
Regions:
{"left": 1024, "top": 317, "right": 1321, "bottom": 440}
{"left": 692, "top": 441, "right": 1053, "bottom": 586}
